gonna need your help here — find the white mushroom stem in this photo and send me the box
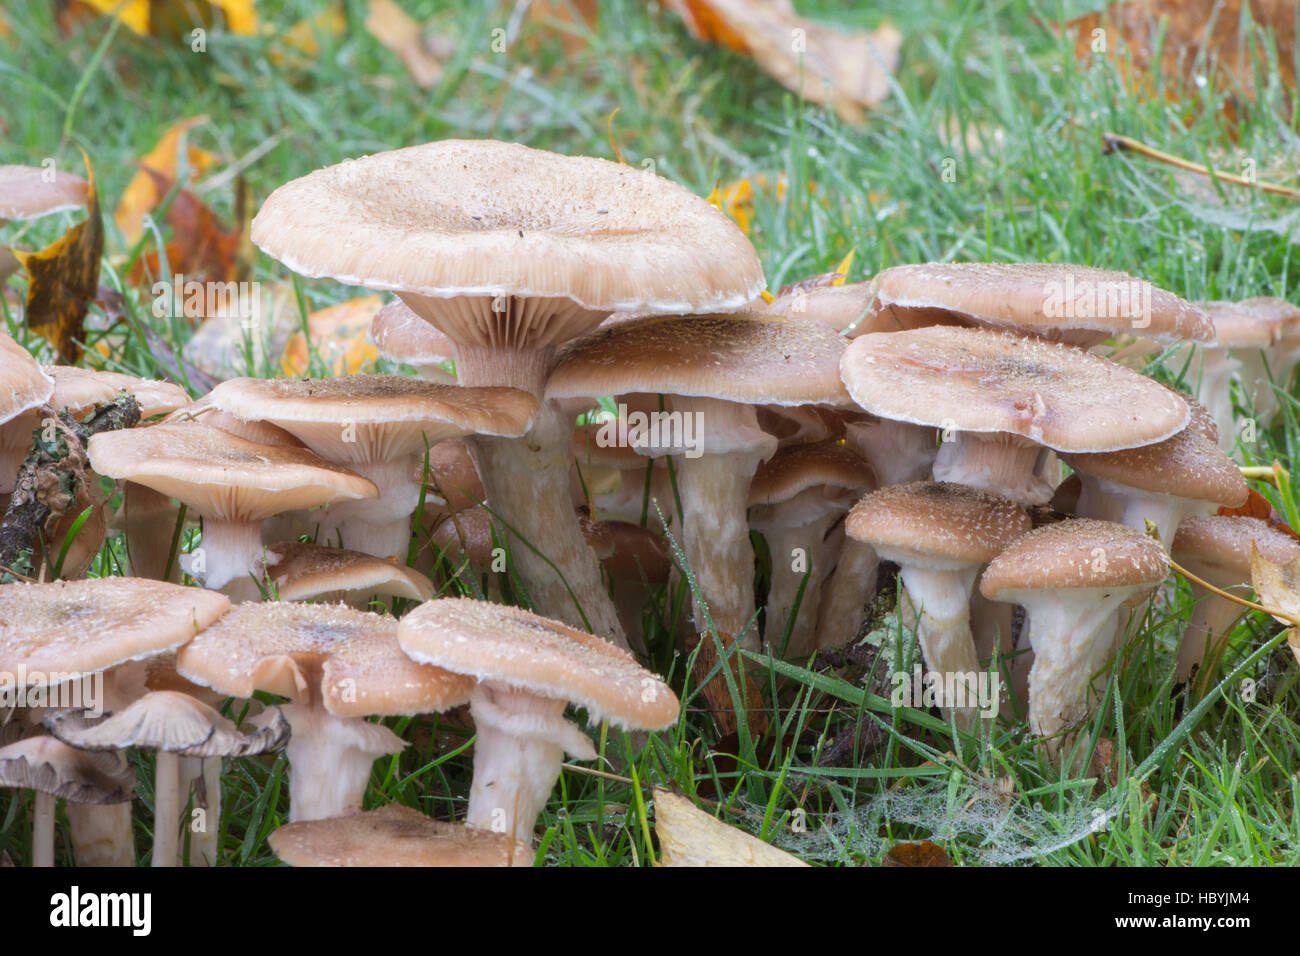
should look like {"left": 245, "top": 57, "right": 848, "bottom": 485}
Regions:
{"left": 753, "top": 501, "right": 844, "bottom": 657}
{"left": 1077, "top": 475, "right": 1211, "bottom": 549}
{"left": 933, "top": 433, "right": 1054, "bottom": 506}
{"left": 811, "top": 539, "right": 879, "bottom": 654}
{"left": 843, "top": 419, "right": 936, "bottom": 487}
{"left": 66, "top": 803, "right": 135, "bottom": 866}
{"left": 1233, "top": 348, "right": 1276, "bottom": 427}
{"left": 895, "top": 563, "right": 984, "bottom": 730}
{"left": 1174, "top": 585, "right": 1249, "bottom": 683}
{"left": 465, "top": 680, "right": 595, "bottom": 843}
{"left": 1178, "top": 347, "right": 1239, "bottom": 451}
{"left": 319, "top": 457, "right": 419, "bottom": 558}
{"left": 32, "top": 791, "right": 54, "bottom": 868}
{"left": 280, "top": 699, "right": 405, "bottom": 823}
{"left": 193, "top": 756, "right": 222, "bottom": 866}
{"left": 187, "top": 517, "right": 265, "bottom": 593}
{"left": 153, "top": 750, "right": 180, "bottom": 867}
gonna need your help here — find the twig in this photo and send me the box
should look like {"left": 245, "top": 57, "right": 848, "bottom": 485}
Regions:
{"left": 1102, "top": 131, "right": 1300, "bottom": 201}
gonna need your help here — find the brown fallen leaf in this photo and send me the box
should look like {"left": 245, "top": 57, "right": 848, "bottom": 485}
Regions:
{"left": 663, "top": 0, "right": 901, "bottom": 123}
{"left": 366, "top": 0, "right": 444, "bottom": 88}
{"left": 653, "top": 789, "right": 808, "bottom": 866}
{"left": 13, "top": 153, "right": 102, "bottom": 364}
{"left": 115, "top": 116, "right": 223, "bottom": 245}
{"left": 281, "top": 295, "right": 382, "bottom": 376}
{"left": 882, "top": 841, "right": 952, "bottom": 867}
{"left": 131, "top": 168, "right": 246, "bottom": 294}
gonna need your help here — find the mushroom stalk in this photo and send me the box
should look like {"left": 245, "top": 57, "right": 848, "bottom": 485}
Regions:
{"left": 191, "top": 517, "right": 265, "bottom": 593}
{"left": 933, "top": 433, "right": 1053, "bottom": 506}
{"left": 320, "top": 458, "right": 419, "bottom": 558}
{"left": 192, "top": 756, "right": 221, "bottom": 866}
{"left": 896, "top": 565, "right": 984, "bottom": 730}
{"left": 153, "top": 750, "right": 180, "bottom": 867}
{"left": 759, "top": 515, "right": 841, "bottom": 657}
{"left": 66, "top": 802, "right": 135, "bottom": 866}
{"left": 812, "top": 539, "right": 880, "bottom": 654}
{"left": 1081, "top": 475, "right": 1211, "bottom": 549}
{"left": 280, "top": 698, "right": 405, "bottom": 822}
{"left": 1174, "top": 587, "right": 1249, "bottom": 683}
{"left": 465, "top": 681, "right": 595, "bottom": 843}
{"left": 32, "top": 790, "right": 54, "bottom": 868}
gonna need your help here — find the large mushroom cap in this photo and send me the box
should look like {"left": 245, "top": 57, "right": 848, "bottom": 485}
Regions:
{"left": 0, "top": 165, "right": 89, "bottom": 221}
{"left": 87, "top": 422, "right": 379, "bottom": 521}
{"left": 176, "top": 602, "right": 473, "bottom": 717}
{"left": 251, "top": 140, "right": 763, "bottom": 340}
{"left": 980, "top": 517, "right": 1169, "bottom": 599}
{"left": 0, "top": 736, "right": 134, "bottom": 804}
{"left": 397, "top": 598, "right": 680, "bottom": 730}
{"left": 0, "top": 578, "right": 230, "bottom": 678}
{"left": 1061, "top": 428, "right": 1248, "bottom": 507}
{"left": 0, "top": 333, "right": 54, "bottom": 426}
{"left": 547, "top": 314, "right": 851, "bottom": 408}
{"left": 206, "top": 375, "right": 537, "bottom": 461}
{"left": 260, "top": 541, "right": 435, "bottom": 603}
{"left": 269, "top": 804, "right": 532, "bottom": 867}
{"left": 846, "top": 481, "right": 1031, "bottom": 564}
{"left": 840, "top": 326, "right": 1190, "bottom": 453}
{"left": 867, "top": 262, "right": 1213, "bottom": 343}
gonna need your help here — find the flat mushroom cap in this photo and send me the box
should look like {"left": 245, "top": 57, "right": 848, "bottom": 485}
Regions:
{"left": 45, "top": 690, "right": 290, "bottom": 757}
{"left": 0, "top": 736, "right": 134, "bottom": 804}
{"left": 846, "top": 481, "right": 1032, "bottom": 564}
{"left": 1172, "top": 516, "right": 1300, "bottom": 582}
{"left": 87, "top": 422, "right": 379, "bottom": 521}
{"left": 0, "top": 165, "right": 89, "bottom": 221}
{"left": 370, "top": 300, "right": 458, "bottom": 365}
{"left": 398, "top": 598, "right": 680, "bottom": 730}
{"left": 269, "top": 804, "right": 532, "bottom": 867}
{"left": 251, "top": 139, "right": 763, "bottom": 324}
{"left": 547, "top": 315, "right": 852, "bottom": 407}
{"left": 206, "top": 375, "right": 537, "bottom": 460}
{"left": 45, "top": 367, "right": 190, "bottom": 419}
{"left": 980, "top": 518, "right": 1169, "bottom": 599}
{"left": 841, "top": 327, "right": 1190, "bottom": 452}
{"left": 749, "top": 441, "right": 876, "bottom": 505}
{"left": 0, "top": 578, "right": 230, "bottom": 677}
{"left": 0, "top": 334, "right": 54, "bottom": 425}
{"left": 261, "top": 542, "right": 435, "bottom": 603}
{"left": 1061, "top": 429, "right": 1248, "bottom": 506}
{"left": 164, "top": 394, "right": 305, "bottom": 447}
{"left": 1200, "top": 301, "right": 1276, "bottom": 348}
{"left": 868, "top": 262, "right": 1213, "bottom": 342}
{"left": 176, "top": 602, "right": 473, "bottom": 718}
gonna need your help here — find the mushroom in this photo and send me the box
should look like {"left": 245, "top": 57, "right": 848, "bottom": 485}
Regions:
{"left": 250, "top": 139, "right": 764, "bottom": 649}
{"left": 840, "top": 326, "right": 1191, "bottom": 506}
{"left": 397, "top": 598, "right": 679, "bottom": 842}
{"left": 207, "top": 375, "right": 536, "bottom": 559}
{"left": 1171, "top": 516, "right": 1300, "bottom": 687}
{"left": 570, "top": 416, "right": 674, "bottom": 525}
{"left": 87, "top": 422, "right": 379, "bottom": 596}
{"left": 259, "top": 541, "right": 434, "bottom": 608}
{"left": 370, "top": 300, "right": 458, "bottom": 383}
{"left": 846, "top": 482, "right": 1031, "bottom": 728}
{"left": 176, "top": 601, "right": 473, "bottom": 822}
{"left": 269, "top": 803, "right": 532, "bottom": 867}
{"left": 980, "top": 518, "right": 1169, "bottom": 759}
{"left": 583, "top": 518, "right": 673, "bottom": 659}
{"left": 0, "top": 333, "right": 54, "bottom": 494}
{"left": 0, "top": 164, "right": 89, "bottom": 281}
{"left": 1172, "top": 301, "right": 1274, "bottom": 451}
{"left": 45, "top": 691, "right": 290, "bottom": 866}
{"left": 0, "top": 735, "right": 133, "bottom": 867}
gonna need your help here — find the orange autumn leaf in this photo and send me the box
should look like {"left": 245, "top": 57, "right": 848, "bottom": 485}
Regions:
{"left": 281, "top": 295, "right": 383, "bottom": 377}
{"left": 13, "top": 153, "right": 102, "bottom": 364}
{"left": 1219, "top": 488, "right": 1300, "bottom": 542}
{"left": 131, "top": 168, "right": 245, "bottom": 293}
{"left": 74, "top": 0, "right": 258, "bottom": 36}
{"left": 269, "top": 4, "right": 345, "bottom": 64}
{"left": 882, "top": 841, "right": 953, "bottom": 867}
{"left": 115, "top": 117, "right": 223, "bottom": 245}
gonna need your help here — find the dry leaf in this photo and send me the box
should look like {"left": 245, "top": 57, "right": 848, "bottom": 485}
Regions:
{"left": 663, "top": 0, "right": 901, "bottom": 123}
{"left": 115, "top": 116, "right": 223, "bottom": 245}
{"left": 882, "top": 841, "right": 952, "bottom": 867}
{"left": 13, "top": 154, "right": 102, "bottom": 364}
{"left": 281, "top": 295, "right": 382, "bottom": 376}
{"left": 653, "top": 789, "right": 808, "bottom": 866}
{"left": 366, "top": 0, "right": 444, "bottom": 88}
{"left": 1218, "top": 488, "right": 1300, "bottom": 541}
{"left": 1248, "top": 542, "right": 1300, "bottom": 628}
{"left": 72, "top": 0, "right": 258, "bottom": 36}
{"left": 131, "top": 168, "right": 245, "bottom": 292}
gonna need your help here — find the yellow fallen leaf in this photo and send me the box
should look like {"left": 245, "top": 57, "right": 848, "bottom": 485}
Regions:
{"left": 115, "top": 116, "right": 223, "bottom": 245}
{"left": 653, "top": 789, "right": 808, "bottom": 866}
{"left": 1248, "top": 543, "right": 1300, "bottom": 629}
{"left": 281, "top": 295, "right": 383, "bottom": 377}
{"left": 366, "top": 0, "right": 444, "bottom": 88}
{"left": 80, "top": 0, "right": 150, "bottom": 34}
{"left": 209, "top": 0, "right": 256, "bottom": 35}
{"left": 77, "top": 0, "right": 258, "bottom": 36}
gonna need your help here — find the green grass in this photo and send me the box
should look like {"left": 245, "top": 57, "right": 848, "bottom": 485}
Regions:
{"left": 2, "top": 0, "right": 1299, "bottom": 866}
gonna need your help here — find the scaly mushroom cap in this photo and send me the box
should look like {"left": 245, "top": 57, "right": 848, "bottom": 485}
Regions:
{"left": 867, "top": 262, "right": 1213, "bottom": 343}
{"left": 45, "top": 690, "right": 290, "bottom": 757}
{"left": 1061, "top": 429, "right": 1248, "bottom": 507}
{"left": 87, "top": 422, "right": 379, "bottom": 522}
{"left": 419, "top": 438, "right": 483, "bottom": 512}
{"left": 749, "top": 441, "right": 875, "bottom": 506}
{"left": 251, "top": 139, "right": 763, "bottom": 349}
{"left": 0, "top": 736, "right": 134, "bottom": 804}
{"left": 1172, "top": 515, "right": 1300, "bottom": 584}
{"left": 548, "top": 314, "right": 851, "bottom": 408}
{"left": 840, "top": 326, "right": 1190, "bottom": 452}
{"left": 980, "top": 518, "right": 1169, "bottom": 599}
{"left": 260, "top": 542, "right": 435, "bottom": 603}
{"left": 44, "top": 367, "right": 190, "bottom": 420}
{"left": 176, "top": 602, "right": 473, "bottom": 717}
{"left": 0, "top": 578, "right": 230, "bottom": 678}
{"left": 370, "top": 300, "right": 458, "bottom": 366}
{"left": 269, "top": 804, "right": 532, "bottom": 867}
{"left": 207, "top": 375, "right": 537, "bottom": 462}
{"left": 397, "top": 598, "right": 680, "bottom": 730}
{"left": 0, "top": 333, "right": 54, "bottom": 426}
{"left": 846, "top": 481, "right": 1031, "bottom": 564}
{"left": 0, "top": 165, "right": 89, "bottom": 221}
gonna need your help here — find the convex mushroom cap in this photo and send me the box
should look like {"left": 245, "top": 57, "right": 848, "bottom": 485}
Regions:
{"left": 259, "top": 541, "right": 435, "bottom": 606}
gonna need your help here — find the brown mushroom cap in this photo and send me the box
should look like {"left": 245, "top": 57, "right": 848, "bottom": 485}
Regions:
{"left": 980, "top": 517, "right": 1169, "bottom": 598}
{"left": 0, "top": 736, "right": 134, "bottom": 804}
{"left": 45, "top": 367, "right": 190, "bottom": 420}
{"left": 251, "top": 140, "right": 763, "bottom": 342}
{"left": 87, "top": 422, "right": 379, "bottom": 521}
{"left": 431, "top": 507, "right": 496, "bottom": 571}
{"left": 0, "top": 334, "right": 54, "bottom": 425}
{"left": 846, "top": 481, "right": 1032, "bottom": 564}
{"left": 1199, "top": 301, "right": 1273, "bottom": 348}
{"left": 840, "top": 326, "right": 1190, "bottom": 453}
{"left": 397, "top": 598, "right": 679, "bottom": 730}
{"left": 583, "top": 519, "right": 672, "bottom": 583}
{"left": 206, "top": 375, "right": 537, "bottom": 462}
{"left": 164, "top": 394, "right": 306, "bottom": 447}
{"left": 0, "top": 578, "right": 230, "bottom": 678}
{"left": 547, "top": 314, "right": 851, "bottom": 407}
{"left": 176, "top": 602, "right": 473, "bottom": 718}
{"left": 418, "top": 438, "right": 483, "bottom": 512}
{"left": 1172, "top": 515, "right": 1300, "bottom": 584}
{"left": 261, "top": 542, "right": 435, "bottom": 603}
{"left": 0, "top": 166, "right": 89, "bottom": 221}
{"left": 749, "top": 441, "right": 875, "bottom": 506}
{"left": 1061, "top": 429, "right": 1248, "bottom": 507}
{"left": 867, "top": 262, "right": 1213, "bottom": 343}
{"left": 370, "top": 300, "right": 458, "bottom": 366}
{"left": 268, "top": 803, "right": 532, "bottom": 867}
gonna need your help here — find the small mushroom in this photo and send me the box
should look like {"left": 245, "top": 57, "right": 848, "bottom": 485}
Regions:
{"left": 258, "top": 541, "right": 434, "bottom": 609}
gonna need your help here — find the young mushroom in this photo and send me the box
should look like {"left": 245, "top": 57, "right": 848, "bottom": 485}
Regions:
{"left": 397, "top": 598, "right": 679, "bottom": 842}
{"left": 258, "top": 541, "right": 434, "bottom": 609}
